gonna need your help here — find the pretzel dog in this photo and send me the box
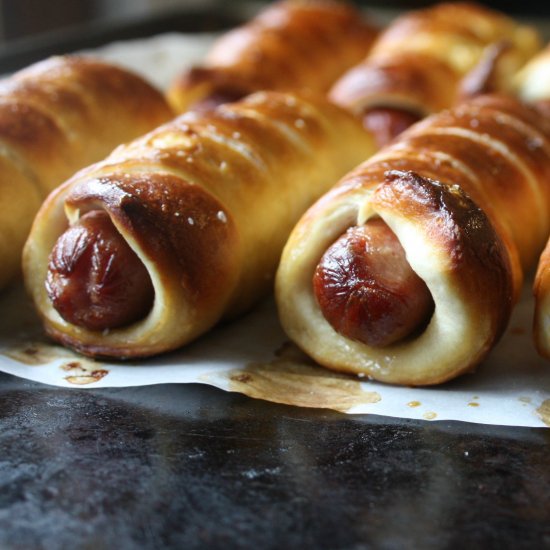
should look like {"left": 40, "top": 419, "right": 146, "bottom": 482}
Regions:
{"left": 329, "top": 2, "right": 541, "bottom": 147}
{"left": 0, "top": 55, "right": 173, "bottom": 292}
{"left": 167, "top": 0, "right": 378, "bottom": 113}
{"left": 276, "top": 94, "right": 550, "bottom": 385}
{"left": 23, "top": 91, "right": 375, "bottom": 359}
{"left": 514, "top": 44, "right": 550, "bottom": 358}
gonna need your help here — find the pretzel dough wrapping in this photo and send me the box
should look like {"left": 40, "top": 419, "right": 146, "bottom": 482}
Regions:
{"left": 0, "top": 55, "right": 173, "bottom": 292}
{"left": 329, "top": 2, "right": 541, "bottom": 146}
{"left": 23, "top": 91, "right": 375, "bottom": 359}
{"left": 515, "top": 44, "right": 550, "bottom": 358}
{"left": 534, "top": 242, "right": 550, "bottom": 359}
{"left": 276, "top": 94, "right": 550, "bottom": 386}
{"left": 167, "top": 0, "right": 378, "bottom": 113}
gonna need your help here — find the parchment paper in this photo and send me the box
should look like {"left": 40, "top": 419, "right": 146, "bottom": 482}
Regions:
{"left": 0, "top": 32, "right": 548, "bottom": 428}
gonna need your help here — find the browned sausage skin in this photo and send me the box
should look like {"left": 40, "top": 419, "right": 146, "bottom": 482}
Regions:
{"left": 534, "top": 99, "right": 550, "bottom": 120}
{"left": 46, "top": 210, "right": 154, "bottom": 331}
{"left": 313, "top": 218, "right": 434, "bottom": 347}
{"left": 190, "top": 88, "right": 248, "bottom": 113}
{"left": 361, "top": 107, "right": 422, "bottom": 148}
{"left": 177, "top": 67, "right": 251, "bottom": 113}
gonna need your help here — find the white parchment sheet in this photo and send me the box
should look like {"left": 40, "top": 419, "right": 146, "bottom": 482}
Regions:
{"left": 0, "top": 33, "right": 548, "bottom": 427}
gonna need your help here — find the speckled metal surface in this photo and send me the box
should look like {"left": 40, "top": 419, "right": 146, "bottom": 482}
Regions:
{"left": 0, "top": 371, "right": 548, "bottom": 549}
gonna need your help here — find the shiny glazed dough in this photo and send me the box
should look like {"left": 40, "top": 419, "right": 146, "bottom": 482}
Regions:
{"left": 515, "top": 44, "right": 550, "bottom": 358}
{"left": 0, "top": 55, "right": 173, "bottom": 291}
{"left": 276, "top": 94, "right": 550, "bottom": 386}
{"left": 23, "top": 91, "right": 375, "bottom": 359}
{"left": 329, "top": 2, "right": 541, "bottom": 118}
{"left": 167, "top": 0, "right": 378, "bottom": 113}
{"left": 534, "top": 241, "right": 550, "bottom": 359}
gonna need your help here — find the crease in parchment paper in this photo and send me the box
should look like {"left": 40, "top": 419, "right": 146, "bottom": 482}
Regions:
{"left": 0, "top": 278, "right": 549, "bottom": 428}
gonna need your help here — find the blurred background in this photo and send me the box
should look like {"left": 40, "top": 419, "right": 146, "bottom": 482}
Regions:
{"left": 2, "top": 0, "right": 550, "bottom": 40}
{"left": 0, "top": 0, "right": 549, "bottom": 73}
{"left": 0, "top": 0, "right": 210, "bottom": 42}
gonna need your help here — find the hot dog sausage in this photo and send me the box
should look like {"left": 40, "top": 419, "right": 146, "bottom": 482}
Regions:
{"left": 190, "top": 88, "right": 248, "bottom": 113}
{"left": 312, "top": 218, "right": 434, "bottom": 347}
{"left": 46, "top": 210, "right": 154, "bottom": 331}
{"left": 535, "top": 99, "right": 550, "bottom": 120}
{"left": 361, "top": 107, "right": 422, "bottom": 148}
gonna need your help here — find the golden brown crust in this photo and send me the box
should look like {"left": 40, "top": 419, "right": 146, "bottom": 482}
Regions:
{"left": 167, "top": 0, "right": 378, "bottom": 113}
{"left": 276, "top": 94, "right": 550, "bottom": 385}
{"left": 329, "top": 2, "right": 541, "bottom": 117}
{"left": 23, "top": 91, "right": 375, "bottom": 358}
{"left": 534, "top": 239, "right": 550, "bottom": 359}
{"left": 330, "top": 53, "right": 459, "bottom": 118}
{"left": 517, "top": 44, "right": 550, "bottom": 359}
{"left": 0, "top": 55, "right": 174, "bottom": 291}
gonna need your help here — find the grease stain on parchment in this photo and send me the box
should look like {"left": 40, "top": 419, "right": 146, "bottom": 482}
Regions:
{"left": 2, "top": 339, "right": 108, "bottom": 385}
{"left": 214, "top": 342, "right": 381, "bottom": 412}
{"left": 61, "top": 362, "right": 109, "bottom": 385}
{"left": 423, "top": 412, "right": 437, "bottom": 420}
{"left": 536, "top": 399, "right": 550, "bottom": 426}
{"left": 3, "top": 340, "right": 75, "bottom": 365}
